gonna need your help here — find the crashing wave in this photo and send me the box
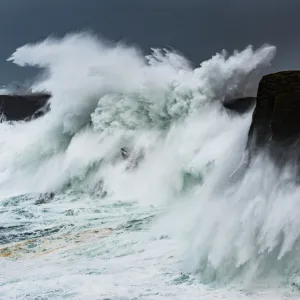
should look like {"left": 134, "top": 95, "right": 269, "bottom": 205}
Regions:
{"left": 3, "top": 33, "right": 295, "bottom": 286}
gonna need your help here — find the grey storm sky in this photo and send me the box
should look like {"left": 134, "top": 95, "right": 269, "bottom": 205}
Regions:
{"left": 0, "top": 0, "right": 300, "bottom": 84}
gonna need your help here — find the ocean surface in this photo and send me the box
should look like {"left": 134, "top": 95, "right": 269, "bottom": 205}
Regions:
{"left": 1, "top": 33, "right": 300, "bottom": 299}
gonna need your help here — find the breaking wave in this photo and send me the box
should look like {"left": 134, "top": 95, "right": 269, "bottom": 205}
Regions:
{"left": 2, "top": 32, "right": 298, "bottom": 287}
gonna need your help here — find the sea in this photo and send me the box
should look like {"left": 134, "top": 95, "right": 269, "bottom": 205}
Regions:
{"left": 1, "top": 32, "right": 300, "bottom": 299}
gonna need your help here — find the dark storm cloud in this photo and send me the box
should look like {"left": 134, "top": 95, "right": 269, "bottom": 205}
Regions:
{"left": 0, "top": 0, "right": 299, "bottom": 83}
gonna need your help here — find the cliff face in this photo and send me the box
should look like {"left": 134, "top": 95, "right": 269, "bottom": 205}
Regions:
{"left": 248, "top": 71, "right": 300, "bottom": 161}
{"left": 0, "top": 93, "right": 51, "bottom": 121}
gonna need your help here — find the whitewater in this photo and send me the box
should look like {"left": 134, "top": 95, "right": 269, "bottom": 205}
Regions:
{"left": 1, "top": 32, "right": 300, "bottom": 299}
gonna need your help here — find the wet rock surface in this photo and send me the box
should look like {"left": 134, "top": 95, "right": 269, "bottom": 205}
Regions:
{"left": 0, "top": 93, "right": 51, "bottom": 121}
{"left": 247, "top": 71, "right": 300, "bottom": 162}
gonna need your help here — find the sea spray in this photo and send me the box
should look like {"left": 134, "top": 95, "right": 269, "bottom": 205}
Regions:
{"left": 1, "top": 33, "right": 292, "bottom": 292}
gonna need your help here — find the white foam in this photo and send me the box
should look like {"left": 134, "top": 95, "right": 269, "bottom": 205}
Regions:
{"left": 2, "top": 33, "right": 296, "bottom": 298}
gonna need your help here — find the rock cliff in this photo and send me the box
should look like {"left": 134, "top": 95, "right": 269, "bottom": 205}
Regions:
{"left": 0, "top": 93, "right": 50, "bottom": 121}
{"left": 248, "top": 71, "right": 300, "bottom": 161}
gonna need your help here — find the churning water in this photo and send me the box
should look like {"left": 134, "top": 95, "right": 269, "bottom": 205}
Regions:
{"left": 1, "top": 33, "right": 300, "bottom": 299}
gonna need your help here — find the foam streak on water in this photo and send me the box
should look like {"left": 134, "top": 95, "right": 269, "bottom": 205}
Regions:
{"left": 1, "top": 33, "right": 299, "bottom": 299}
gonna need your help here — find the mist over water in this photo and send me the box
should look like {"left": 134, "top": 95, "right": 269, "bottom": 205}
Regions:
{"left": 1, "top": 33, "right": 300, "bottom": 299}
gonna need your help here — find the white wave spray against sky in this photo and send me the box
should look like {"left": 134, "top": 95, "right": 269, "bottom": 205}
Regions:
{"left": 1, "top": 33, "right": 300, "bottom": 299}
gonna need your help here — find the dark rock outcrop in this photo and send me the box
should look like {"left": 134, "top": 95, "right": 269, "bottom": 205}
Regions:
{"left": 247, "top": 71, "right": 300, "bottom": 160}
{"left": 223, "top": 97, "right": 256, "bottom": 114}
{"left": 34, "top": 192, "right": 55, "bottom": 205}
{"left": 0, "top": 93, "right": 51, "bottom": 122}
{"left": 121, "top": 147, "right": 130, "bottom": 160}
